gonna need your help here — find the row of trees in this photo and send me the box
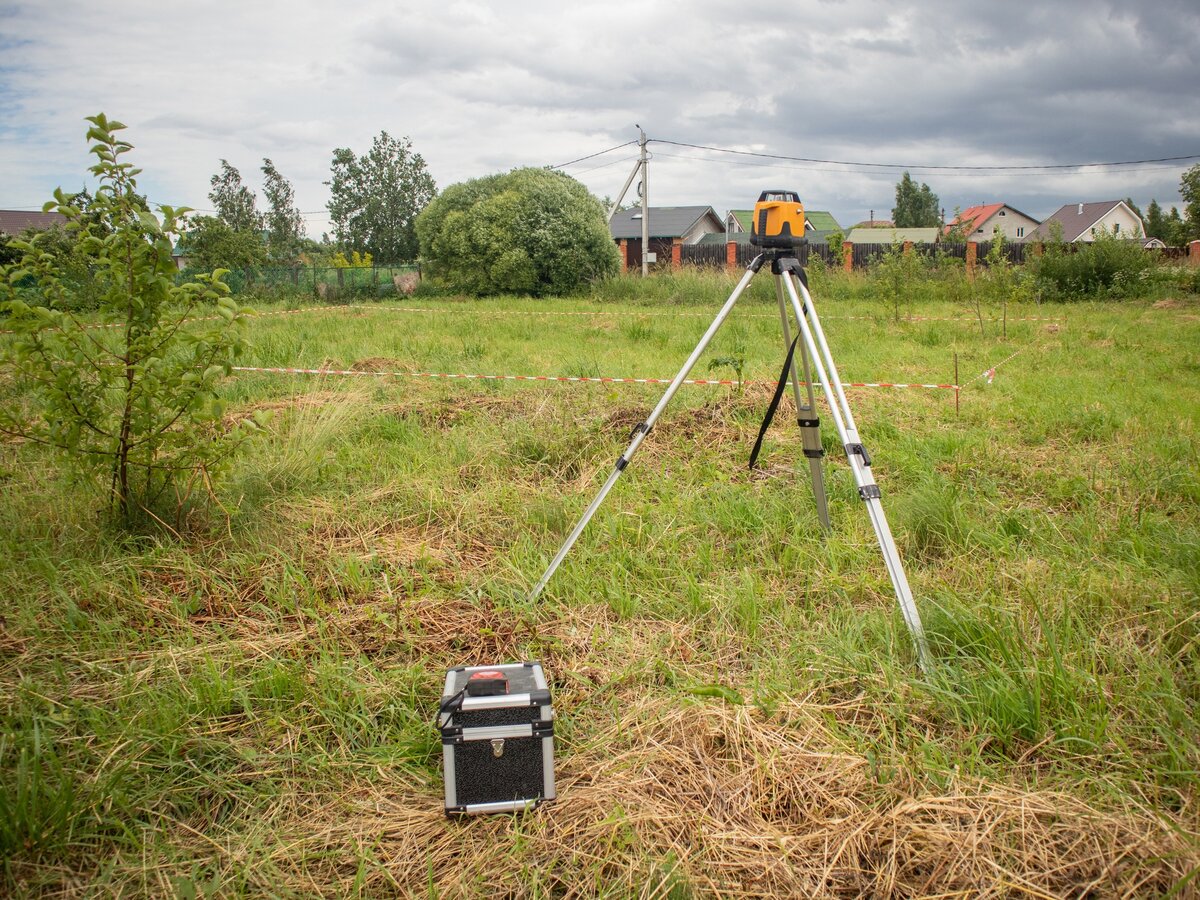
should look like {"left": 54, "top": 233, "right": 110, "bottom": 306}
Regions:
{"left": 185, "top": 132, "right": 436, "bottom": 271}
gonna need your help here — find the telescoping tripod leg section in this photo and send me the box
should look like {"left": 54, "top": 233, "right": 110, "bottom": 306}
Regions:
{"left": 528, "top": 251, "right": 930, "bottom": 669}
{"left": 772, "top": 267, "right": 830, "bottom": 531}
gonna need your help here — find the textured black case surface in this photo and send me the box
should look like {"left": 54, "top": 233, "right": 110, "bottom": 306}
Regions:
{"left": 453, "top": 738, "right": 545, "bottom": 806}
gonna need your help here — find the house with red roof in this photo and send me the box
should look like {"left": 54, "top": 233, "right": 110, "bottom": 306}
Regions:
{"left": 944, "top": 204, "right": 1040, "bottom": 243}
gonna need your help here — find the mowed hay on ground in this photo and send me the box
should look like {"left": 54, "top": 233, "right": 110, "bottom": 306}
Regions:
{"left": 261, "top": 697, "right": 1195, "bottom": 898}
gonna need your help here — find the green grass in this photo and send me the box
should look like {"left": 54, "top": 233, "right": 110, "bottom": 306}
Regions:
{"left": 2, "top": 268, "right": 1199, "bottom": 895}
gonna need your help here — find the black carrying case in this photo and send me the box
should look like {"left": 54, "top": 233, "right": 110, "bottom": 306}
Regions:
{"left": 438, "top": 661, "right": 556, "bottom": 815}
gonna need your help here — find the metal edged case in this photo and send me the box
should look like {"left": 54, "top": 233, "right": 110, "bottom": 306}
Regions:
{"left": 439, "top": 661, "right": 556, "bottom": 815}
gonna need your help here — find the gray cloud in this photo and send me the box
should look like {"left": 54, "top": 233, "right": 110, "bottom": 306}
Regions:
{"left": 1, "top": 0, "right": 1197, "bottom": 234}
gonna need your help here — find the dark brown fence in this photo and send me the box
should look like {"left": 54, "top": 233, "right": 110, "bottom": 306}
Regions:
{"left": 667, "top": 238, "right": 1192, "bottom": 271}
{"left": 680, "top": 242, "right": 836, "bottom": 268}
{"left": 680, "top": 244, "right": 727, "bottom": 267}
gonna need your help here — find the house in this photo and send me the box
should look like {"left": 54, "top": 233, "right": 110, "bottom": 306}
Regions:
{"left": 0, "top": 209, "right": 67, "bottom": 238}
{"left": 610, "top": 206, "right": 724, "bottom": 270}
{"left": 1024, "top": 201, "right": 1145, "bottom": 242}
{"left": 846, "top": 226, "right": 940, "bottom": 245}
{"left": 945, "top": 203, "right": 1039, "bottom": 242}
{"left": 172, "top": 240, "right": 191, "bottom": 271}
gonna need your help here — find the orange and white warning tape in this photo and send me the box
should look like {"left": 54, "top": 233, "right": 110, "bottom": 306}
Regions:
{"left": 971, "top": 345, "right": 1030, "bottom": 385}
{"left": 231, "top": 364, "right": 960, "bottom": 391}
{"left": 281, "top": 304, "right": 1060, "bottom": 324}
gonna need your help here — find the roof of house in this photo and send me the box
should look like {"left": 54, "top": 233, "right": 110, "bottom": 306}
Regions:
{"left": 946, "top": 203, "right": 1040, "bottom": 236}
{"left": 0, "top": 209, "right": 67, "bottom": 236}
{"left": 846, "top": 227, "right": 939, "bottom": 244}
{"left": 727, "top": 210, "right": 754, "bottom": 231}
{"left": 946, "top": 203, "right": 1003, "bottom": 235}
{"left": 805, "top": 211, "right": 842, "bottom": 232}
{"left": 851, "top": 218, "right": 894, "bottom": 230}
{"left": 610, "top": 206, "right": 723, "bottom": 240}
{"left": 1025, "top": 200, "right": 1139, "bottom": 242}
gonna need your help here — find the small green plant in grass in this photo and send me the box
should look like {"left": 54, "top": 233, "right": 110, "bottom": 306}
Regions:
{"left": 0, "top": 114, "right": 264, "bottom": 526}
{"left": 871, "top": 239, "right": 924, "bottom": 322}
{"left": 707, "top": 355, "right": 745, "bottom": 391}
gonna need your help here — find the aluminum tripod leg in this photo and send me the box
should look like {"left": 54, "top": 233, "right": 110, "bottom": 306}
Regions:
{"left": 778, "top": 266, "right": 930, "bottom": 669}
{"left": 773, "top": 273, "right": 831, "bottom": 530}
{"left": 528, "top": 260, "right": 764, "bottom": 600}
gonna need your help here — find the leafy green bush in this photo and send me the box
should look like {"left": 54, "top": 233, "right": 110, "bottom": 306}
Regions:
{"left": 870, "top": 240, "right": 926, "bottom": 321}
{"left": 415, "top": 168, "right": 620, "bottom": 296}
{"left": 0, "top": 114, "right": 262, "bottom": 525}
{"left": 1028, "top": 228, "right": 1155, "bottom": 299}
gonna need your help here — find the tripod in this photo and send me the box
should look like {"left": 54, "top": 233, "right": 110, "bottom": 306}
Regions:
{"left": 529, "top": 249, "right": 930, "bottom": 669}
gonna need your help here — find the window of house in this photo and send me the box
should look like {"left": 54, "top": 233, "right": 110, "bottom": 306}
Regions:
{"left": 1017, "top": 227, "right": 1024, "bottom": 237}
{"left": 1114, "top": 222, "right": 1120, "bottom": 233}
{"left": 998, "top": 210, "right": 1006, "bottom": 216}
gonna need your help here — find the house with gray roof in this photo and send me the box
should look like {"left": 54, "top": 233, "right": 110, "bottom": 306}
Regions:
{"left": 1024, "top": 201, "right": 1144, "bottom": 243}
{"left": 609, "top": 206, "right": 724, "bottom": 270}
{"left": 0, "top": 209, "right": 67, "bottom": 238}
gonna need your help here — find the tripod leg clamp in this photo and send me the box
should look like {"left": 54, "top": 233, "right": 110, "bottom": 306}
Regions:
{"left": 858, "top": 484, "right": 881, "bottom": 501}
{"left": 845, "top": 442, "right": 872, "bottom": 466}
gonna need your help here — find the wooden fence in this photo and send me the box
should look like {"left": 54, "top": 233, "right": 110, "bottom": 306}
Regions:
{"left": 672, "top": 238, "right": 1197, "bottom": 271}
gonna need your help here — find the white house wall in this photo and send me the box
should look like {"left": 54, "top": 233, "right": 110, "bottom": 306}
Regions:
{"left": 1083, "top": 206, "right": 1144, "bottom": 241}
{"left": 683, "top": 216, "right": 725, "bottom": 245}
{"left": 971, "top": 208, "right": 1040, "bottom": 242}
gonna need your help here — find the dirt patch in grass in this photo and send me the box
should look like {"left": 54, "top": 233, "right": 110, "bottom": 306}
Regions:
{"left": 263, "top": 697, "right": 1197, "bottom": 898}
{"left": 388, "top": 392, "right": 533, "bottom": 429}
{"left": 351, "top": 356, "right": 411, "bottom": 373}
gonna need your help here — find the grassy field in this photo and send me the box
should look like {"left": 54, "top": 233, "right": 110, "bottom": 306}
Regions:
{"left": 2, "top": 267, "right": 1199, "bottom": 896}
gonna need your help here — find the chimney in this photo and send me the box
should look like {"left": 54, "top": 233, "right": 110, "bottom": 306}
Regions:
{"left": 1077, "top": 203, "right": 1084, "bottom": 215}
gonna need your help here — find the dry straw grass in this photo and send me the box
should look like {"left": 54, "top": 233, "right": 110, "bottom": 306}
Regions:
{"left": 261, "top": 699, "right": 1196, "bottom": 898}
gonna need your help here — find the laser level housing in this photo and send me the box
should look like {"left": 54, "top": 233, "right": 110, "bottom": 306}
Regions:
{"left": 751, "top": 190, "right": 806, "bottom": 248}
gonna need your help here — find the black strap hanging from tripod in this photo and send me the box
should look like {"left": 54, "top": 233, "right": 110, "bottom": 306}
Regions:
{"left": 748, "top": 335, "right": 801, "bottom": 469}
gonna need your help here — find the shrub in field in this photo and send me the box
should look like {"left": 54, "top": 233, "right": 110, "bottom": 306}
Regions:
{"left": 416, "top": 167, "right": 620, "bottom": 296}
{"left": 1028, "top": 226, "right": 1155, "bottom": 299}
{"left": 870, "top": 240, "right": 925, "bottom": 321}
{"left": 0, "top": 114, "right": 262, "bottom": 526}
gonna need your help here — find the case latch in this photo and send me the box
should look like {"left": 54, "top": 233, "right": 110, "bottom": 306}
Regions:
{"left": 491, "top": 739, "right": 505, "bottom": 758}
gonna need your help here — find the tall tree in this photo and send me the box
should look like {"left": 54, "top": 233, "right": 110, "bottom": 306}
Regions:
{"left": 261, "top": 158, "right": 305, "bottom": 264}
{"left": 326, "top": 132, "right": 436, "bottom": 263}
{"left": 1144, "top": 199, "right": 1166, "bottom": 241}
{"left": 209, "top": 160, "right": 262, "bottom": 234}
{"left": 1180, "top": 163, "right": 1200, "bottom": 242}
{"left": 892, "top": 172, "right": 940, "bottom": 228}
{"left": 1164, "top": 205, "right": 1188, "bottom": 246}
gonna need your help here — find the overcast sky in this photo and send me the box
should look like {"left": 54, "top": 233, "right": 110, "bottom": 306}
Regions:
{"left": 2, "top": 0, "right": 1198, "bottom": 236}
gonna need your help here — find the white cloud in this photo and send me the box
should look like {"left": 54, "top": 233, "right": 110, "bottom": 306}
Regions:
{"left": 1, "top": 0, "right": 1197, "bottom": 235}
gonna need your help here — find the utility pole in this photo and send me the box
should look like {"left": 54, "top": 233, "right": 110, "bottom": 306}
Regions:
{"left": 638, "top": 126, "right": 649, "bottom": 277}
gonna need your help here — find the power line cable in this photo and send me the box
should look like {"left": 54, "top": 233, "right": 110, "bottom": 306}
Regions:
{"left": 649, "top": 138, "right": 1200, "bottom": 173}
{"left": 649, "top": 151, "right": 1191, "bottom": 179}
{"left": 548, "top": 140, "right": 638, "bottom": 170}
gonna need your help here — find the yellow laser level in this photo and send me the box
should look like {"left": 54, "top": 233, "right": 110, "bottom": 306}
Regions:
{"left": 750, "top": 190, "right": 806, "bottom": 248}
